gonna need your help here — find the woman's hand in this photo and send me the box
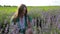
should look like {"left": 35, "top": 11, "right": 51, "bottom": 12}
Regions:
{"left": 27, "top": 21, "right": 31, "bottom": 28}
{"left": 25, "top": 27, "right": 33, "bottom": 34}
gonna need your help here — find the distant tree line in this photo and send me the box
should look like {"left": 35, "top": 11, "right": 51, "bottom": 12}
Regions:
{"left": 0, "top": 5, "right": 17, "bottom": 7}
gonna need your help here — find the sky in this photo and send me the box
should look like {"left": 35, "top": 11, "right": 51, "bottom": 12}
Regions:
{"left": 0, "top": 0, "right": 60, "bottom": 6}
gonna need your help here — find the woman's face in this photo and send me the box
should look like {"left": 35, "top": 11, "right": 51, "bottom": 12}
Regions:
{"left": 22, "top": 7, "right": 26, "bottom": 15}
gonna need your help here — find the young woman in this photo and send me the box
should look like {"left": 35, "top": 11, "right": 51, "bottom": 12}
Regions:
{"left": 9, "top": 4, "right": 33, "bottom": 34}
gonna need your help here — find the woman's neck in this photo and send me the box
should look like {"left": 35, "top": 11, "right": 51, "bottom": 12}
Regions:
{"left": 20, "top": 15, "right": 24, "bottom": 18}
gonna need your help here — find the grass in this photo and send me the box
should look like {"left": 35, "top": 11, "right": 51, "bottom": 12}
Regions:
{"left": 0, "top": 6, "right": 60, "bottom": 11}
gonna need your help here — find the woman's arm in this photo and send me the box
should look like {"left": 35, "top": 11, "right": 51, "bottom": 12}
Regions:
{"left": 27, "top": 21, "right": 31, "bottom": 28}
{"left": 26, "top": 16, "right": 33, "bottom": 34}
{"left": 9, "top": 16, "right": 15, "bottom": 34}
{"left": 27, "top": 16, "right": 32, "bottom": 28}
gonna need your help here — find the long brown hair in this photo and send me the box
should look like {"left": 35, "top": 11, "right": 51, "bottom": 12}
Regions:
{"left": 12, "top": 4, "right": 27, "bottom": 22}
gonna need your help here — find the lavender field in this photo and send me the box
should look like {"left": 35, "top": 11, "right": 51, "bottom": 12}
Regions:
{"left": 29, "top": 8, "right": 60, "bottom": 34}
{"left": 0, "top": 6, "right": 60, "bottom": 34}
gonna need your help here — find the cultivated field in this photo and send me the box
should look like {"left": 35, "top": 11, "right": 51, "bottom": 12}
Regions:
{"left": 0, "top": 6, "right": 60, "bottom": 34}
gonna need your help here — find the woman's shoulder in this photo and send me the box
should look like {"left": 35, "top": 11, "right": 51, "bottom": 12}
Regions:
{"left": 10, "top": 16, "right": 19, "bottom": 22}
{"left": 27, "top": 15, "right": 32, "bottom": 22}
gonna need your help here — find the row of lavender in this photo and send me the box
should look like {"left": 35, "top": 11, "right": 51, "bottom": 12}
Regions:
{"left": 29, "top": 8, "right": 60, "bottom": 34}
